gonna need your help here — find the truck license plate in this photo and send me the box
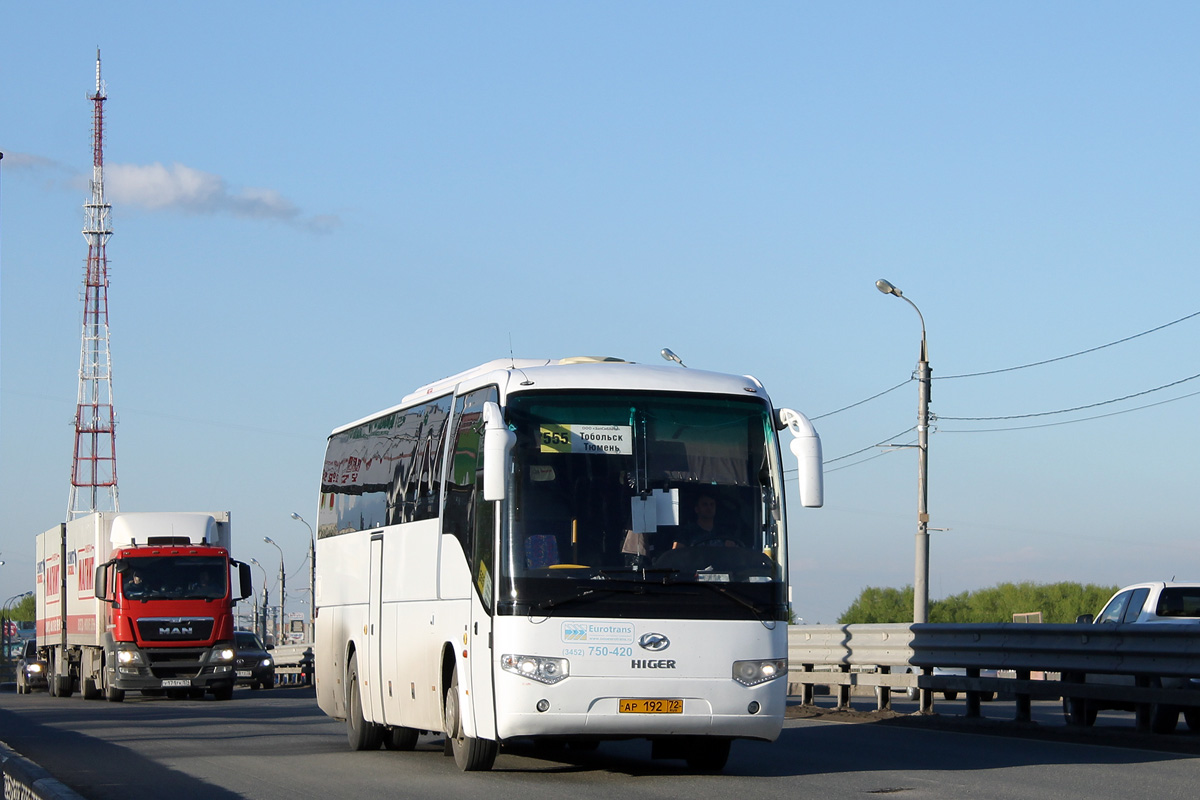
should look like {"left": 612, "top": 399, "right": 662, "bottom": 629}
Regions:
{"left": 161, "top": 679, "right": 191, "bottom": 688}
{"left": 619, "top": 698, "right": 683, "bottom": 714}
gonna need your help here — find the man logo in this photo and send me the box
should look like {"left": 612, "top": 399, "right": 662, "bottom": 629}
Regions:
{"left": 638, "top": 633, "right": 670, "bottom": 651}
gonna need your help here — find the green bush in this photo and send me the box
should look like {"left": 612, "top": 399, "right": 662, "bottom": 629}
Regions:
{"left": 838, "top": 581, "right": 1118, "bottom": 624}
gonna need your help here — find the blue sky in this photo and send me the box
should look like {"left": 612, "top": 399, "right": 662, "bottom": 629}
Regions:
{"left": 2, "top": 2, "right": 1198, "bottom": 625}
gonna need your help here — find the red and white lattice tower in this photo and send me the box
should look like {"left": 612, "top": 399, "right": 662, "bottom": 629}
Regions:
{"left": 68, "top": 49, "right": 120, "bottom": 519}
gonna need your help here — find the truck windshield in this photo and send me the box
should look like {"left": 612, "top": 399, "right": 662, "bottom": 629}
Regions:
{"left": 497, "top": 391, "right": 788, "bottom": 621}
{"left": 120, "top": 556, "right": 227, "bottom": 601}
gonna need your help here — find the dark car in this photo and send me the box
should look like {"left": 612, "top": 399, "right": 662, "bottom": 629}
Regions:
{"left": 16, "top": 640, "right": 48, "bottom": 694}
{"left": 234, "top": 630, "right": 275, "bottom": 690}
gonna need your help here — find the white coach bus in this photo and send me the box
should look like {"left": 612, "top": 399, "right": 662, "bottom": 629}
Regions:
{"left": 313, "top": 356, "right": 823, "bottom": 771}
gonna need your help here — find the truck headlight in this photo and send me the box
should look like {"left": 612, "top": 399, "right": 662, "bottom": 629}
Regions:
{"left": 214, "top": 648, "right": 235, "bottom": 662}
{"left": 26, "top": 663, "right": 43, "bottom": 674}
{"left": 117, "top": 648, "right": 146, "bottom": 666}
{"left": 501, "top": 654, "right": 569, "bottom": 685}
{"left": 732, "top": 658, "right": 787, "bottom": 686}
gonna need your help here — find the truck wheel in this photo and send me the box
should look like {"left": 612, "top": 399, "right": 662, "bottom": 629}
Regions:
{"left": 55, "top": 675, "right": 74, "bottom": 698}
{"left": 82, "top": 677, "right": 101, "bottom": 700}
{"left": 346, "top": 653, "right": 381, "bottom": 750}
{"left": 106, "top": 685, "right": 125, "bottom": 702}
{"left": 212, "top": 684, "right": 234, "bottom": 701}
{"left": 445, "top": 666, "right": 496, "bottom": 771}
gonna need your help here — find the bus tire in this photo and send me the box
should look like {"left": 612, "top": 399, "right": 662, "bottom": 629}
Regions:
{"left": 384, "top": 726, "right": 420, "bottom": 751}
{"left": 445, "top": 667, "right": 496, "bottom": 771}
{"left": 685, "top": 738, "right": 731, "bottom": 772}
{"left": 346, "top": 653, "right": 381, "bottom": 751}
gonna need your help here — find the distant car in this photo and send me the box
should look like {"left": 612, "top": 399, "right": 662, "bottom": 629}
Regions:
{"left": 234, "top": 630, "right": 275, "bottom": 690}
{"left": 886, "top": 666, "right": 997, "bottom": 702}
{"left": 16, "top": 640, "right": 48, "bottom": 694}
{"left": 1065, "top": 581, "right": 1200, "bottom": 733}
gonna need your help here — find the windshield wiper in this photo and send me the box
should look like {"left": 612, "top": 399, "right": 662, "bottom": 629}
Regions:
{"left": 537, "top": 580, "right": 674, "bottom": 612}
{"left": 686, "top": 581, "right": 778, "bottom": 627}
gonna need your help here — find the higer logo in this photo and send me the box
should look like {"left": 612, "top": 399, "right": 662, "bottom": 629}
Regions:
{"left": 631, "top": 659, "right": 677, "bottom": 670}
{"left": 638, "top": 633, "right": 670, "bottom": 651}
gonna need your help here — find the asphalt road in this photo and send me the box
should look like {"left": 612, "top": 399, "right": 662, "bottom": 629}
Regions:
{"left": 1, "top": 686, "right": 1198, "bottom": 800}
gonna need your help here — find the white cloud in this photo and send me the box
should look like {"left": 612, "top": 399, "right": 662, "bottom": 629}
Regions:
{"left": 107, "top": 162, "right": 337, "bottom": 231}
{"left": 4, "top": 152, "right": 338, "bottom": 233}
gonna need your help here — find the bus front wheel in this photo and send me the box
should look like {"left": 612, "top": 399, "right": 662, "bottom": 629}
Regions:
{"left": 445, "top": 666, "right": 497, "bottom": 771}
{"left": 346, "top": 653, "right": 382, "bottom": 751}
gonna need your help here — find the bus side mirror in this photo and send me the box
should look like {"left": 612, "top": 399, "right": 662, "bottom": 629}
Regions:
{"left": 482, "top": 401, "right": 516, "bottom": 502}
{"left": 778, "top": 408, "right": 824, "bottom": 508}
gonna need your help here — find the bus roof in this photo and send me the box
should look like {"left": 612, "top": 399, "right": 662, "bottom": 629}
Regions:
{"left": 329, "top": 357, "right": 770, "bottom": 437}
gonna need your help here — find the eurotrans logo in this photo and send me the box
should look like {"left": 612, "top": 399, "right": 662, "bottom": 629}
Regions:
{"left": 561, "top": 621, "right": 634, "bottom": 644}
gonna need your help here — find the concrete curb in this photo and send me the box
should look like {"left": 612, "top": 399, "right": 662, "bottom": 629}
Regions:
{"left": 0, "top": 741, "right": 86, "bottom": 800}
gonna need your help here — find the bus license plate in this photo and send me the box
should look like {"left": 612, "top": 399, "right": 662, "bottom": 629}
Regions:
{"left": 619, "top": 699, "right": 683, "bottom": 714}
{"left": 161, "top": 680, "right": 191, "bottom": 688}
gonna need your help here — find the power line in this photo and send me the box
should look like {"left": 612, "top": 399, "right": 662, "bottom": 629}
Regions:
{"left": 938, "top": 309, "right": 1200, "bottom": 380}
{"left": 811, "top": 309, "right": 1200, "bottom": 422}
{"left": 941, "top": 387, "right": 1200, "bottom": 433}
{"left": 823, "top": 426, "right": 917, "bottom": 465}
{"left": 939, "top": 371, "right": 1200, "bottom": 421}
{"left": 811, "top": 379, "right": 912, "bottom": 421}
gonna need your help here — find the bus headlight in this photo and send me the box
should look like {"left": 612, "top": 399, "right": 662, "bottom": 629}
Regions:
{"left": 732, "top": 658, "right": 787, "bottom": 686}
{"left": 501, "top": 654, "right": 569, "bottom": 685}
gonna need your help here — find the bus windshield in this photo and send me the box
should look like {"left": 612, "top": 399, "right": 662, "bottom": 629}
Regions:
{"left": 498, "top": 391, "right": 788, "bottom": 621}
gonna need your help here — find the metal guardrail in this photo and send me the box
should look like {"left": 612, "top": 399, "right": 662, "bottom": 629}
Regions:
{"left": 787, "top": 623, "right": 1200, "bottom": 730}
{"left": 270, "top": 644, "right": 313, "bottom": 686}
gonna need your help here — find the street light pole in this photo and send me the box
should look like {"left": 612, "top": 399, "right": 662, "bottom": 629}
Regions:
{"left": 876, "top": 279, "right": 932, "bottom": 624}
{"left": 264, "top": 537, "right": 286, "bottom": 642}
{"left": 250, "top": 558, "right": 268, "bottom": 643}
{"left": 291, "top": 512, "right": 315, "bottom": 643}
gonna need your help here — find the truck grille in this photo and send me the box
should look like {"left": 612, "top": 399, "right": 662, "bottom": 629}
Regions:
{"left": 136, "top": 617, "right": 215, "bottom": 641}
{"left": 144, "top": 648, "right": 214, "bottom": 680}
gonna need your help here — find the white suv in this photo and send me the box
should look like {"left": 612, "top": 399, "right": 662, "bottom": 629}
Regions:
{"left": 1066, "top": 582, "right": 1200, "bottom": 732}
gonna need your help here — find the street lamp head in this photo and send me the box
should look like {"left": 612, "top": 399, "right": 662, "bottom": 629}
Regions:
{"left": 876, "top": 278, "right": 901, "bottom": 297}
{"left": 263, "top": 536, "right": 275, "bottom": 545}
{"left": 290, "top": 512, "right": 303, "bottom": 521}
